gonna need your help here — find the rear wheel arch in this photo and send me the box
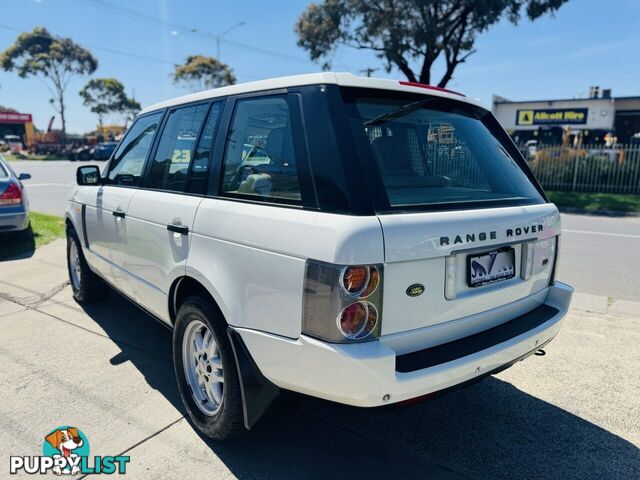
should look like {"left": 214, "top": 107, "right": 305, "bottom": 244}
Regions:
{"left": 169, "top": 275, "right": 282, "bottom": 434}
{"left": 169, "top": 276, "right": 226, "bottom": 327}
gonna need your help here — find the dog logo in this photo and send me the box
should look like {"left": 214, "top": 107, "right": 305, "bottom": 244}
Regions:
{"left": 9, "top": 426, "right": 129, "bottom": 476}
{"left": 43, "top": 426, "right": 90, "bottom": 476}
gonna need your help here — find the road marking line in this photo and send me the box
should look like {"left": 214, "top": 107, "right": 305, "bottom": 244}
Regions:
{"left": 563, "top": 229, "right": 640, "bottom": 239}
{"left": 26, "top": 183, "right": 71, "bottom": 187}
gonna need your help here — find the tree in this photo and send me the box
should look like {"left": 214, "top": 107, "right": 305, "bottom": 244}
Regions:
{"left": 79, "top": 78, "right": 140, "bottom": 128}
{"left": 0, "top": 27, "right": 97, "bottom": 141}
{"left": 173, "top": 55, "right": 236, "bottom": 91}
{"left": 296, "top": 0, "right": 569, "bottom": 87}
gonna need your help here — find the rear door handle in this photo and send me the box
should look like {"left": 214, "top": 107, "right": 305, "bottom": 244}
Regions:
{"left": 112, "top": 211, "right": 125, "bottom": 218}
{"left": 167, "top": 224, "right": 189, "bottom": 235}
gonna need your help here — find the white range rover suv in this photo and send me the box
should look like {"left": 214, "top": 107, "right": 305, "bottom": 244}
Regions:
{"left": 65, "top": 73, "right": 573, "bottom": 440}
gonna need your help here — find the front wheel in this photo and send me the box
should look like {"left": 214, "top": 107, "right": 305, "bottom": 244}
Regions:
{"left": 173, "top": 296, "right": 245, "bottom": 441}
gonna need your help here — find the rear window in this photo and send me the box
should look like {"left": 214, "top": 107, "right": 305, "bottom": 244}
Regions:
{"left": 0, "top": 161, "right": 7, "bottom": 179}
{"left": 342, "top": 88, "right": 543, "bottom": 210}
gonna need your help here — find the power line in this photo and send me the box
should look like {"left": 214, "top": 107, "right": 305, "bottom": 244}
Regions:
{"left": 0, "top": 24, "right": 263, "bottom": 81}
{"left": 74, "top": 0, "right": 195, "bottom": 35}
{"left": 74, "top": 0, "right": 313, "bottom": 65}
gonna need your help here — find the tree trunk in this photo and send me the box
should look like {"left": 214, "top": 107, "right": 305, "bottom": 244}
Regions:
{"left": 59, "top": 92, "right": 66, "bottom": 145}
{"left": 418, "top": 54, "right": 434, "bottom": 85}
{"left": 438, "top": 65, "right": 456, "bottom": 88}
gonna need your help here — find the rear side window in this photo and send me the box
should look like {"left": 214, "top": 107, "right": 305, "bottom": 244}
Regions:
{"left": 220, "top": 96, "right": 301, "bottom": 203}
{"left": 187, "top": 102, "right": 222, "bottom": 194}
{"left": 342, "top": 88, "right": 543, "bottom": 210}
{"left": 148, "top": 103, "right": 209, "bottom": 192}
{"left": 107, "top": 112, "right": 162, "bottom": 186}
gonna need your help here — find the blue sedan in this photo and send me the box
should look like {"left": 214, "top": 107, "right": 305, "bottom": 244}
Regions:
{"left": 90, "top": 141, "right": 118, "bottom": 160}
{"left": 0, "top": 155, "right": 31, "bottom": 232}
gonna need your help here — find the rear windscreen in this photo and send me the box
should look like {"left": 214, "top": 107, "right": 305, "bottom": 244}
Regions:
{"left": 342, "top": 88, "right": 544, "bottom": 210}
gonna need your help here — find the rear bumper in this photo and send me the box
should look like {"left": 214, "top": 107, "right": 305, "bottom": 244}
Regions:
{"left": 236, "top": 282, "right": 573, "bottom": 407}
{"left": 0, "top": 209, "right": 29, "bottom": 231}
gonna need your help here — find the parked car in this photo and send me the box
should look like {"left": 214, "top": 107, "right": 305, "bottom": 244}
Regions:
{"left": 4, "top": 134, "right": 23, "bottom": 152}
{"left": 71, "top": 145, "right": 92, "bottom": 161}
{"left": 0, "top": 154, "right": 30, "bottom": 232}
{"left": 90, "top": 142, "right": 117, "bottom": 160}
{"left": 65, "top": 73, "right": 573, "bottom": 441}
{"left": 33, "top": 142, "right": 64, "bottom": 155}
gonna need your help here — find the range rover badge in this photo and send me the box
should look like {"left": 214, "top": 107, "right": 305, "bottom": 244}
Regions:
{"left": 406, "top": 284, "right": 425, "bottom": 297}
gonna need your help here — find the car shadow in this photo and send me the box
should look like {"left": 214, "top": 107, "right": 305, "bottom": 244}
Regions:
{"left": 80, "top": 291, "right": 639, "bottom": 480}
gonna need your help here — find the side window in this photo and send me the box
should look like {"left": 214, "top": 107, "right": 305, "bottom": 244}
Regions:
{"left": 107, "top": 112, "right": 162, "bottom": 186}
{"left": 148, "top": 103, "right": 208, "bottom": 192}
{"left": 220, "top": 96, "right": 301, "bottom": 203}
{"left": 187, "top": 102, "right": 222, "bottom": 194}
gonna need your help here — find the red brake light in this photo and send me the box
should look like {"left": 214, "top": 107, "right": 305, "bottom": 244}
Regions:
{"left": 336, "top": 301, "right": 379, "bottom": 340}
{"left": 398, "top": 81, "right": 465, "bottom": 97}
{"left": 0, "top": 183, "right": 22, "bottom": 205}
{"left": 337, "top": 302, "right": 368, "bottom": 337}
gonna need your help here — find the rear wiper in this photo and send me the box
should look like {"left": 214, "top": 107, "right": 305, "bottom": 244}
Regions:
{"left": 364, "top": 98, "right": 435, "bottom": 126}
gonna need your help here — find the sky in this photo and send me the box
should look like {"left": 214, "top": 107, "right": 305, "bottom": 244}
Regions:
{"left": 0, "top": 0, "right": 639, "bottom": 134}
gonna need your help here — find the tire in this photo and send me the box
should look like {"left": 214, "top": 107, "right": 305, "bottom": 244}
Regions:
{"left": 66, "top": 228, "right": 109, "bottom": 303}
{"left": 173, "top": 296, "right": 245, "bottom": 441}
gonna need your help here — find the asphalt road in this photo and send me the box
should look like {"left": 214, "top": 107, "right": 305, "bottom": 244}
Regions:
{"left": 9, "top": 159, "right": 106, "bottom": 218}
{"left": 8, "top": 160, "right": 640, "bottom": 301}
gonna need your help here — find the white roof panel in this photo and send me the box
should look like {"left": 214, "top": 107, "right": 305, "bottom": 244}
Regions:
{"left": 139, "top": 72, "right": 484, "bottom": 115}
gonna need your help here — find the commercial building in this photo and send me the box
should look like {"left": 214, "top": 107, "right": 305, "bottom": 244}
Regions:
{"left": 0, "top": 110, "right": 35, "bottom": 145}
{"left": 492, "top": 87, "right": 640, "bottom": 145}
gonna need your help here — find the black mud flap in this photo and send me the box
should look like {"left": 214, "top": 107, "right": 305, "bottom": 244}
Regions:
{"left": 227, "top": 327, "right": 281, "bottom": 430}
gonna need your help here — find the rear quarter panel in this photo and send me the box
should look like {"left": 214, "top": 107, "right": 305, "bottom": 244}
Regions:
{"left": 187, "top": 198, "right": 384, "bottom": 338}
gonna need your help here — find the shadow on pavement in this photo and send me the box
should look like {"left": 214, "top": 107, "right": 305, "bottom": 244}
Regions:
{"left": 81, "top": 291, "right": 639, "bottom": 480}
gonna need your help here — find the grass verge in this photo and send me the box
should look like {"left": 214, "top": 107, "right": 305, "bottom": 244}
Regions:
{"left": 0, "top": 212, "right": 65, "bottom": 261}
{"left": 546, "top": 191, "right": 640, "bottom": 213}
{"left": 2, "top": 153, "right": 60, "bottom": 161}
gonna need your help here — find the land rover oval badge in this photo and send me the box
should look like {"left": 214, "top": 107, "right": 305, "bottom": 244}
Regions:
{"left": 406, "top": 284, "right": 425, "bottom": 297}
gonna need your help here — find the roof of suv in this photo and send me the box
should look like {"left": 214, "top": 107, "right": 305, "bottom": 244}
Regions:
{"left": 140, "top": 72, "right": 484, "bottom": 115}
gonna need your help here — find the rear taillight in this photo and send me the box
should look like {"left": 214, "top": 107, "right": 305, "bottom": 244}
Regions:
{"left": 303, "top": 260, "right": 383, "bottom": 343}
{"left": 0, "top": 183, "right": 22, "bottom": 205}
{"left": 520, "top": 236, "right": 557, "bottom": 282}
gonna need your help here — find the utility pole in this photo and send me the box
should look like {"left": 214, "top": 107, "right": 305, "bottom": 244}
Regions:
{"left": 359, "top": 67, "right": 379, "bottom": 78}
{"left": 216, "top": 21, "right": 246, "bottom": 61}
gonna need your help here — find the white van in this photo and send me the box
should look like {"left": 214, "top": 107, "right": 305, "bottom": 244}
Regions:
{"left": 65, "top": 73, "right": 573, "bottom": 440}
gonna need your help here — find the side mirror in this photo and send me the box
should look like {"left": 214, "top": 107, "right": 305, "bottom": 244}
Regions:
{"left": 77, "top": 165, "right": 102, "bottom": 186}
{"left": 18, "top": 173, "right": 31, "bottom": 180}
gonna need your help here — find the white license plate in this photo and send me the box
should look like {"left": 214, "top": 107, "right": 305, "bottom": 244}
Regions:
{"left": 468, "top": 247, "right": 515, "bottom": 287}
